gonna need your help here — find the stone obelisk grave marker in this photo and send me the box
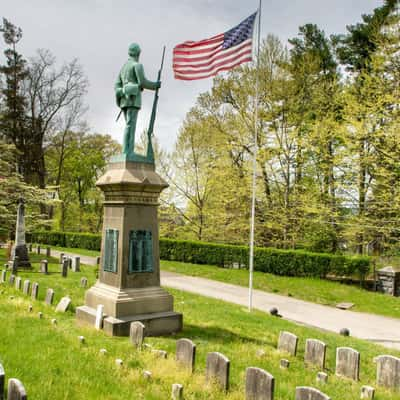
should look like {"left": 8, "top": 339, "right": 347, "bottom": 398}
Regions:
{"left": 76, "top": 43, "right": 182, "bottom": 336}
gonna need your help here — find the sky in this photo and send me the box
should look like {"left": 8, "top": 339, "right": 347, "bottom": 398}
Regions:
{"left": 1, "top": 0, "right": 382, "bottom": 152}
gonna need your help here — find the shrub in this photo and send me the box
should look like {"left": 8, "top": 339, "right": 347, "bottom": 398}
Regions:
{"left": 28, "top": 232, "right": 371, "bottom": 279}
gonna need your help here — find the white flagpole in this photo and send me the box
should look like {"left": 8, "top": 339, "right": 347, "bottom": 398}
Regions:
{"left": 248, "top": 0, "right": 262, "bottom": 312}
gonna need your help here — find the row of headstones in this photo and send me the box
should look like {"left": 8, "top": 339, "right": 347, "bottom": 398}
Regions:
{"left": 0, "top": 268, "right": 88, "bottom": 312}
{"left": 129, "top": 322, "right": 328, "bottom": 400}
{"left": 277, "top": 330, "right": 400, "bottom": 397}
{"left": 0, "top": 363, "right": 27, "bottom": 399}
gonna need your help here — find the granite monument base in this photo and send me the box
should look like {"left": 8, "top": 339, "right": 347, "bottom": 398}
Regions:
{"left": 11, "top": 244, "right": 31, "bottom": 269}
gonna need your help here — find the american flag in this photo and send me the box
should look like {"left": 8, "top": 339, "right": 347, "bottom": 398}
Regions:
{"left": 173, "top": 12, "right": 257, "bottom": 81}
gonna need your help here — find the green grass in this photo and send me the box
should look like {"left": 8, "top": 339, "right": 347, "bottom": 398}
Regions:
{"left": 29, "top": 244, "right": 400, "bottom": 319}
{"left": 0, "top": 249, "right": 399, "bottom": 399}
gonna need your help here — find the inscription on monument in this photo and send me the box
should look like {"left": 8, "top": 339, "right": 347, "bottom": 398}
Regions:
{"left": 103, "top": 228, "right": 119, "bottom": 273}
{"left": 128, "top": 230, "right": 153, "bottom": 273}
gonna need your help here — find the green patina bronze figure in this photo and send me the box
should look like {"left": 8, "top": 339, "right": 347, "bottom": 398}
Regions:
{"left": 115, "top": 43, "right": 161, "bottom": 160}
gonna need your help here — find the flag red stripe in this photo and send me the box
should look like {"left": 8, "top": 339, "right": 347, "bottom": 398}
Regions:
{"left": 173, "top": 41, "right": 223, "bottom": 56}
{"left": 174, "top": 47, "right": 253, "bottom": 74}
{"left": 174, "top": 57, "right": 253, "bottom": 80}
{"left": 173, "top": 34, "right": 224, "bottom": 50}
{"left": 173, "top": 41, "right": 252, "bottom": 67}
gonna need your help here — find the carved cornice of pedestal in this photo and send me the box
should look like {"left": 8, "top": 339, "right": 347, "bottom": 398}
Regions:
{"left": 103, "top": 190, "right": 160, "bottom": 205}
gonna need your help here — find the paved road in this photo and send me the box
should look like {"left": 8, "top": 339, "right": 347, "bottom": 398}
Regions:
{"left": 49, "top": 249, "right": 400, "bottom": 350}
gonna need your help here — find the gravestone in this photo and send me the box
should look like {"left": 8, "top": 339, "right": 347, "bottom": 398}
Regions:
{"left": 176, "top": 338, "right": 196, "bottom": 373}
{"left": 335, "top": 347, "right": 360, "bottom": 381}
{"left": 171, "top": 383, "right": 183, "bottom": 400}
{"left": 130, "top": 321, "right": 145, "bottom": 348}
{"left": 95, "top": 304, "right": 104, "bottom": 330}
{"left": 31, "top": 283, "right": 39, "bottom": 300}
{"left": 304, "top": 339, "right": 326, "bottom": 369}
{"left": 46, "top": 247, "right": 51, "bottom": 257}
{"left": 55, "top": 296, "right": 71, "bottom": 312}
{"left": 206, "top": 352, "right": 230, "bottom": 391}
{"left": 37, "top": 245, "right": 41, "bottom": 255}
{"left": 375, "top": 355, "right": 400, "bottom": 390}
{"left": 80, "top": 277, "right": 88, "bottom": 288}
{"left": 61, "top": 259, "right": 68, "bottom": 277}
{"left": 40, "top": 260, "right": 48, "bottom": 274}
{"left": 67, "top": 257, "right": 72, "bottom": 269}
{"left": 278, "top": 331, "right": 298, "bottom": 356}
{"left": 10, "top": 199, "right": 31, "bottom": 269}
{"left": 9, "top": 275, "right": 15, "bottom": 286}
{"left": 316, "top": 372, "right": 328, "bottom": 384}
{"left": 72, "top": 256, "right": 80, "bottom": 272}
{"left": 0, "top": 363, "right": 4, "bottom": 400}
{"left": 45, "top": 289, "right": 54, "bottom": 306}
{"left": 295, "top": 387, "right": 330, "bottom": 400}
{"left": 245, "top": 367, "right": 274, "bottom": 400}
{"left": 7, "top": 378, "right": 27, "bottom": 400}
{"left": 22, "top": 280, "right": 30, "bottom": 295}
{"left": 15, "top": 277, "right": 22, "bottom": 291}
{"left": 280, "top": 359, "right": 290, "bottom": 369}
{"left": 59, "top": 253, "right": 64, "bottom": 263}
{"left": 360, "top": 386, "right": 375, "bottom": 399}
{"left": 1, "top": 270, "right": 6, "bottom": 283}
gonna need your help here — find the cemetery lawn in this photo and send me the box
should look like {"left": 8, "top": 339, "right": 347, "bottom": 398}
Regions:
{"left": 32, "top": 245, "right": 400, "bottom": 319}
{"left": 0, "top": 249, "right": 399, "bottom": 399}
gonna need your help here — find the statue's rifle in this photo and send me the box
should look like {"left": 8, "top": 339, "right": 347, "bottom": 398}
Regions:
{"left": 146, "top": 45, "right": 166, "bottom": 161}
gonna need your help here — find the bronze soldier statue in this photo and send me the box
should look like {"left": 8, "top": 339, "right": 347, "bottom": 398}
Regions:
{"left": 115, "top": 43, "right": 161, "bottom": 156}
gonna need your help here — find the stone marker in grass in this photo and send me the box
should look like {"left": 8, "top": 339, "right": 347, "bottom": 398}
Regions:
{"left": 171, "top": 383, "right": 183, "bottom": 400}
{"left": 36, "top": 245, "right": 41, "bottom": 255}
{"left": 245, "top": 367, "right": 274, "bottom": 400}
{"left": 7, "top": 378, "right": 27, "bottom": 400}
{"left": 316, "top": 372, "right": 328, "bottom": 384}
{"left": 206, "top": 352, "right": 230, "bottom": 392}
{"left": 61, "top": 259, "right": 68, "bottom": 278}
{"left": 8, "top": 274, "right": 15, "bottom": 286}
{"left": 40, "top": 260, "right": 48, "bottom": 275}
{"left": 130, "top": 321, "right": 145, "bottom": 348}
{"left": 80, "top": 277, "right": 88, "bottom": 288}
{"left": 335, "top": 347, "right": 360, "bottom": 381}
{"left": 72, "top": 256, "right": 80, "bottom": 272}
{"left": 95, "top": 304, "right": 104, "bottom": 330}
{"left": 278, "top": 331, "right": 298, "bottom": 356}
{"left": 176, "top": 338, "right": 196, "bottom": 373}
{"left": 304, "top": 339, "right": 326, "bottom": 370}
{"left": 46, "top": 247, "right": 51, "bottom": 257}
{"left": 1, "top": 270, "right": 6, "bottom": 283}
{"left": 31, "top": 283, "right": 39, "bottom": 300}
{"left": 45, "top": 289, "right": 54, "bottom": 306}
{"left": 375, "top": 355, "right": 400, "bottom": 390}
{"left": 280, "top": 359, "right": 290, "bottom": 369}
{"left": 295, "top": 386, "right": 330, "bottom": 400}
{"left": 0, "top": 363, "right": 4, "bottom": 400}
{"left": 15, "top": 277, "right": 22, "bottom": 291}
{"left": 59, "top": 253, "right": 64, "bottom": 263}
{"left": 56, "top": 296, "right": 71, "bottom": 313}
{"left": 360, "top": 385, "right": 375, "bottom": 399}
{"left": 22, "top": 280, "right": 30, "bottom": 295}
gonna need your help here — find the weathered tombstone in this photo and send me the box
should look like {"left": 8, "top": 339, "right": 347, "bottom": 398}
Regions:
{"left": 280, "top": 359, "right": 290, "bottom": 369}
{"left": 31, "top": 283, "right": 39, "bottom": 300}
{"left": 59, "top": 253, "right": 64, "bottom": 263}
{"left": 0, "top": 362, "right": 4, "bottom": 400}
{"left": 1, "top": 270, "right": 6, "bottom": 284}
{"left": 61, "top": 259, "right": 68, "bottom": 278}
{"left": 316, "top": 372, "right": 328, "bottom": 384}
{"left": 335, "top": 347, "right": 360, "bottom": 381}
{"left": 206, "top": 352, "right": 230, "bottom": 391}
{"left": 171, "top": 383, "right": 183, "bottom": 400}
{"left": 67, "top": 257, "right": 72, "bottom": 269}
{"left": 9, "top": 275, "right": 15, "bottom": 286}
{"left": 72, "top": 256, "right": 80, "bottom": 272}
{"left": 22, "top": 280, "right": 30, "bottom": 296}
{"left": 7, "top": 378, "right": 27, "bottom": 400}
{"left": 245, "top": 367, "right": 274, "bottom": 400}
{"left": 176, "top": 338, "right": 196, "bottom": 373}
{"left": 375, "top": 355, "right": 400, "bottom": 390}
{"left": 130, "top": 321, "right": 145, "bottom": 348}
{"left": 360, "top": 386, "right": 375, "bottom": 399}
{"left": 80, "top": 277, "right": 88, "bottom": 288}
{"left": 40, "top": 260, "right": 48, "bottom": 274}
{"left": 295, "top": 387, "right": 330, "bottom": 400}
{"left": 46, "top": 247, "right": 51, "bottom": 257}
{"left": 37, "top": 245, "right": 41, "bottom": 255}
{"left": 15, "top": 277, "right": 22, "bottom": 291}
{"left": 45, "top": 288, "right": 54, "bottom": 306}
{"left": 278, "top": 331, "right": 298, "bottom": 356}
{"left": 10, "top": 199, "right": 31, "bottom": 269}
{"left": 304, "top": 339, "right": 327, "bottom": 370}
{"left": 55, "top": 296, "right": 71, "bottom": 312}
{"left": 95, "top": 304, "right": 104, "bottom": 330}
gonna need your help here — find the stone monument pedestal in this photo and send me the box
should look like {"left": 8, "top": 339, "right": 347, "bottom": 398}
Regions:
{"left": 76, "top": 160, "right": 182, "bottom": 336}
{"left": 11, "top": 200, "right": 31, "bottom": 269}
